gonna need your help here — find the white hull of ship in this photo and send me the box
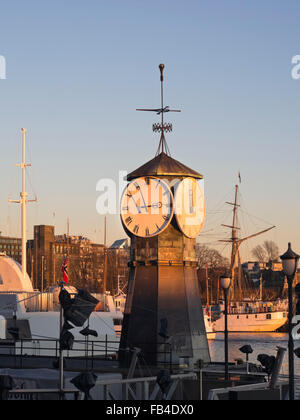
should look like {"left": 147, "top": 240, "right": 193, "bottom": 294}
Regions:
{"left": 207, "top": 331, "right": 216, "bottom": 340}
{"left": 214, "top": 311, "right": 287, "bottom": 333}
{"left": 204, "top": 314, "right": 216, "bottom": 340}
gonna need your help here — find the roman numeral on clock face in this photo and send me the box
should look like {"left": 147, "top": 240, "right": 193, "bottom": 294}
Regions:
{"left": 121, "top": 177, "right": 174, "bottom": 238}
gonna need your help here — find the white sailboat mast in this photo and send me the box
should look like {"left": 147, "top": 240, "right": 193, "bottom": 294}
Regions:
{"left": 9, "top": 129, "right": 37, "bottom": 280}
{"left": 21, "top": 128, "right": 28, "bottom": 280}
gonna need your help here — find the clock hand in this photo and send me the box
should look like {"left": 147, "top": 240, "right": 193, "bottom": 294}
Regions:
{"left": 148, "top": 202, "right": 162, "bottom": 209}
{"left": 131, "top": 197, "right": 141, "bottom": 214}
{"left": 139, "top": 191, "right": 148, "bottom": 213}
{"left": 139, "top": 202, "right": 163, "bottom": 209}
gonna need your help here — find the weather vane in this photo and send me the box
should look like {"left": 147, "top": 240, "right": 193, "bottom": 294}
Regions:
{"left": 136, "top": 64, "right": 181, "bottom": 156}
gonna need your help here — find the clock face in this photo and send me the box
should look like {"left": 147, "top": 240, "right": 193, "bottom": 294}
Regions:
{"left": 120, "top": 177, "right": 174, "bottom": 238}
{"left": 174, "top": 177, "right": 205, "bottom": 238}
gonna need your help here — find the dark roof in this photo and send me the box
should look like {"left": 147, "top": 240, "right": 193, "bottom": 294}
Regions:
{"left": 110, "top": 239, "right": 129, "bottom": 249}
{"left": 127, "top": 152, "right": 203, "bottom": 181}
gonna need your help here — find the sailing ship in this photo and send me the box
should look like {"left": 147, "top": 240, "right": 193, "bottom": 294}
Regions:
{"left": 214, "top": 183, "right": 288, "bottom": 333}
{"left": 214, "top": 299, "right": 287, "bottom": 332}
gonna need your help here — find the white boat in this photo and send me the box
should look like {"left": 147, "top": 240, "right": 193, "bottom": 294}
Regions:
{"left": 214, "top": 300, "right": 287, "bottom": 332}
{"left": 112, "top": 292, "right": 126, "bottom": 338}
{"left": 203, "top": 307, "right": 216, "bottom": 340}
{"left": 0, "top": 254, "right": 121, "bottom": 357}
{"left": 0, "top": 130, "right": 121, "bottom": 358}
{"left": 204, "top": 314, "right": 216, "bottom": 340}
{"left": 211, "top": 182, "right": 286, "bottom": 333}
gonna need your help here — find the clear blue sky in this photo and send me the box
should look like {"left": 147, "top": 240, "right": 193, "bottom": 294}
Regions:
{"left": 0, "top": 0, "right": 299, "bottom": 260}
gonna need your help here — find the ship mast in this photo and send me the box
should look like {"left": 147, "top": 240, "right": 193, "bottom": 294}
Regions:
{"left": 9, "top": 129, "right": 37, "bottom": 280}
{"left": 103, "top": 216, "right": 108, "bottom": 293}
{"left": 220, "top": 183, "right": 275, "bottom": 301}
{"left": 67, "top": 217, "right": 70, "bottom": 284}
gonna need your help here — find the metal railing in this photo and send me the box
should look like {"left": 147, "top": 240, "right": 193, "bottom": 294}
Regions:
{"left": 98, "top": 372, "right": 198, "bottom": 401}
{"left": 7, "top": 388, "right": 81, "bottom": 401}
{"left": 0, "top": 291, "right": 54, "bottom": 312}
{"left": 0, "top": 336, "right": 119, "bottom": 366}
{"left": 0, "top": 338, "right": 174, "bottom": 370}
{"left": 207, "top": 371, "right": 299, "bottom": 401}
{"left": 208, "top": 381, "right": 282, "bottom": 400}
{"left": 4, "top": 372, "right": 198, "bottom": 401}
{"left": 225, "top": 305, "right": 288, "bottom": 315}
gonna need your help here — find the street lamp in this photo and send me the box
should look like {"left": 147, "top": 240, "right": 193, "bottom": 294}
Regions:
{"left": 280, "top": 242, "right": 300, "bottom": 401}
{"left": 220, "top": 274, "right": 231, "bottom": 381}
{"left": 41, "top": 255, "right": 45, "bottom": 293}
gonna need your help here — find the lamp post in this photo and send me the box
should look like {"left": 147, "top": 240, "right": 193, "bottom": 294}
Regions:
{"left": 41, "top": 255, "right": 45, "bottom": 293}
{"left": 220, "top": 274, "right": 231, "bottom": 381}
{"left": 280, "top": 243, "right": 299, "bottom": 401}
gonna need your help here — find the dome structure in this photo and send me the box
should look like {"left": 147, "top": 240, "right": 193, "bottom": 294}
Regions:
{"left": 0, "top": 254, "right": 33, "bottom": 293}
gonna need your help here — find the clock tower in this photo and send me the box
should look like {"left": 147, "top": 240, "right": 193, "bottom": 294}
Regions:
{"left": 119, "top": 65, "right": 211, "bottom": 367}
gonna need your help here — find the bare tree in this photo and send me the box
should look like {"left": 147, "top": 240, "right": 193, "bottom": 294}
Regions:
{"left": 263, "top": 240, "right": 279, "bottom": 261}
{"left": 196, "top": 245, "right": 229, "bottom": 269}
{"left": 252, "top": 245, "right": 267, "bottom": 262}
{"left": 252, "top": 241, "right": 279, "bottom": 263}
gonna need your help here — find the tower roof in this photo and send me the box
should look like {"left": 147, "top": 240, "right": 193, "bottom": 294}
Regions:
{"left": 127, "top": 151, "right": 203, "bottom": 181}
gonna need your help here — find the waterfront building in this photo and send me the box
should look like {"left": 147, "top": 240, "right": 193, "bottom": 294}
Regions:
{"left": 26, "top": 225, "right": 130, "bottom": 293}
{"left": 0, "top": 233, "right": 22, "bottom": 264}
{"left": 27, "top": 225, "right": 105, "bottom": 291}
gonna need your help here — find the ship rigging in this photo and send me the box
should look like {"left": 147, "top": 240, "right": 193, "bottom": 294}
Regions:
{"left": 219, "top": 183, "right": 275, "bottom": 301}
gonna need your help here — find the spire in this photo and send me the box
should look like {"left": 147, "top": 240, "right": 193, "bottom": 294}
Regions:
{"left": 136, "top": 64, "right": 181, "bottom": 156}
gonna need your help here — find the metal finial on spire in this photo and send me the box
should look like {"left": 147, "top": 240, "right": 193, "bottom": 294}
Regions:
{"left": 159, "top": 63, "right": 164, "bottom": 81}
{"left": 136, "top": 64, "right": 181, "bottom": 156}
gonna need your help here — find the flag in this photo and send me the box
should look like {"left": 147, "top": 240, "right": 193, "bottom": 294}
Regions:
{"left": 62, "top": 256, "right": 69, "bottom": 284}
{"left": 238, "top": 171, "right": 242, "bottom": 184}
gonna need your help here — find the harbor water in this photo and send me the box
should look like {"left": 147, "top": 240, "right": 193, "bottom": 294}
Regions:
{"left": 208, "top": 333, "right": 300, "bottom": 377}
